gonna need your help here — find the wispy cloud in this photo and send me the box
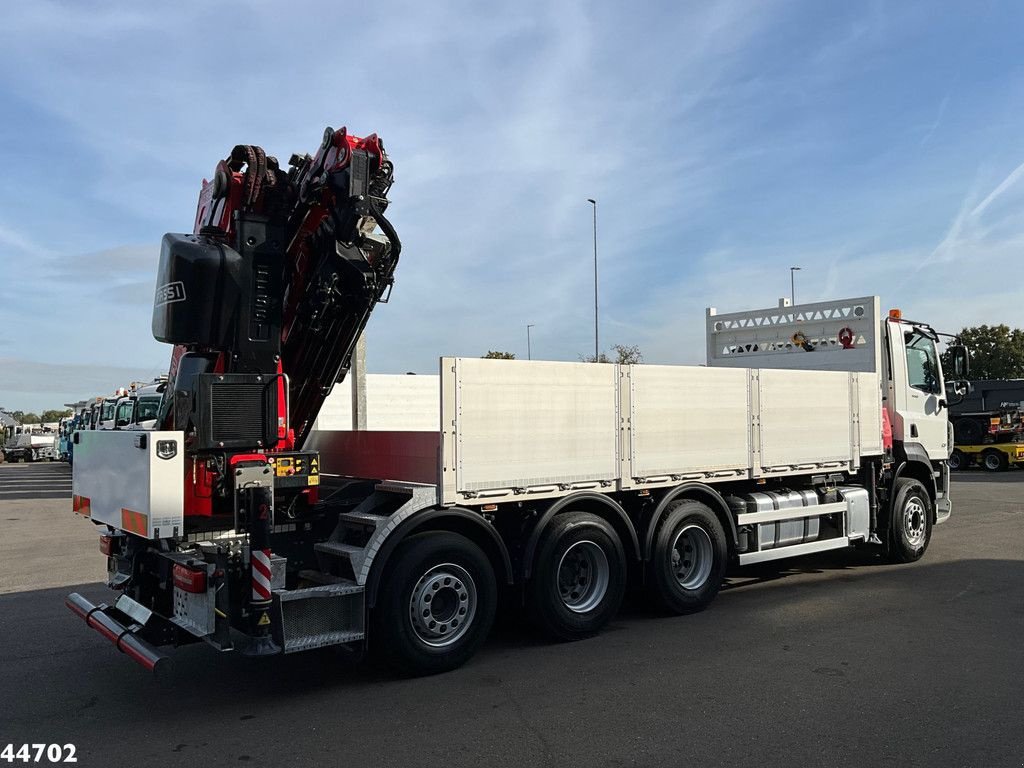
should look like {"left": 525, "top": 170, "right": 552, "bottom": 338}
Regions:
{"left": 919, "top": 93, "right": 950, "bottom": 146}
{"left": 0, "top": 358, "right": 165, "bottom": 402}
{"left": 2, "top": 0, "right": 1024, "bottom": 410}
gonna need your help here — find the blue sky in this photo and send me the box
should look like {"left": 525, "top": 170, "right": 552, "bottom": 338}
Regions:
{"left": 2, "top": 0, "right": 1024, "bottom": 412}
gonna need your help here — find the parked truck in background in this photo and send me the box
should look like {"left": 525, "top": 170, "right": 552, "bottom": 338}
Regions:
{"left": 3, "top": 427, "right": 58, "bottom": 462}
{"left": 67, "top": 125, "right": 970, "bottom": 676}
{"left": 950, "top": 378, "right": 1024, "bottom": 414}
{"left": 946, "top": 379, "right": 1024, "bottom": 471}
{"left": 112, "top": 379, "right": 167, "bottom": 431}
{"left": 947, "top": 404, "right": 1023, "bottom": 472}
{"left": 95, "top": 392, "right": 125, "bottom": 430}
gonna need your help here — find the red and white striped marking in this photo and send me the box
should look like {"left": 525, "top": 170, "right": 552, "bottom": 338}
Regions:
{"left": 251, "top": 549, "right": 273, "bottom": 601}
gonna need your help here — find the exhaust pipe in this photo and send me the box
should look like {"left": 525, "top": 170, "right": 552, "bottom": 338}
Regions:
{"left": 65, "top": 592, "right": 170, "bottom": 674}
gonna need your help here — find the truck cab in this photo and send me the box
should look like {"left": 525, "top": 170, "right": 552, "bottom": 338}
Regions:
{"left": 130, "top": 381, "right": 165, "bottom": 429}
{"left": 95, "top": 398, "right": 118, "bottom": 430}
{"left": 886, "top": 315, "right": 948, "bottom": 461}
{"left": 884, "top": 312, "right": 959, "bottom": 522}
{"left": 112, "top": 382, "right": 165, "bottom": 430}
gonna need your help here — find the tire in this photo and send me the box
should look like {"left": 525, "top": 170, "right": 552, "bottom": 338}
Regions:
{"left": 888, "top": 478, "right": 932, "bottom": 563}
{"left": 948, "top": 449, "right": 965, "bottom": 472}
{"left": 981, "top": 450, "right": 1008, "bottom": 472}
{"left": 370, "top": 531, "right": 497, "bottom": 676}
{"left": 647, "top": 500, "right": 728, "bottom": 615}
{"left": 528, "top": 511, "right": 627, "bottom": 640}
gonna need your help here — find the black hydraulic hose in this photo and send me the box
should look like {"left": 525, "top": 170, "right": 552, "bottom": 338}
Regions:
{"left": 369, "top": 199, "right": 402, "bottom": 265}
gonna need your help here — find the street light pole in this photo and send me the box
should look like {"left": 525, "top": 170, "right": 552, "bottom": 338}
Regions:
{"left": 526, "top": 324, "right": 535, "bottom": 360}
{"left": 789, "top": 266, "right": 801, "bottom": 306}
{"left": 587, "top": 198, "right": 599, "bottom": 361}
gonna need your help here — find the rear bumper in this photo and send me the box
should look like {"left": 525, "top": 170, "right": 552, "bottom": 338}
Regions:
{"left": 65, "top": 592, "right": 170, "bottom": 674}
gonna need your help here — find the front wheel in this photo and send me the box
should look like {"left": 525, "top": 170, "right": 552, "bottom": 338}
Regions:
{"left": 888, "top": 478, "right": 932, "bottom": 563}
{"left": 371, "top": 531, "right": 497, "bottom": 676}
{"left": 528, "top": 511, "right": 627, "bottom": 640}
{"left": 647, "top": 500, "right": 728, "bottom": 615}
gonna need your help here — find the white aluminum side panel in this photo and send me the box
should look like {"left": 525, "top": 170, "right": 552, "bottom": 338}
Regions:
{"left": 629, "top": 365, "right": 749, "bottom": 477}
{"left": 366, "top": 374, "right": 440, "bottom": 431}
{"left": 445, "top": 358, "right": 618, "bottom": 497}
{"left": 758, "top": 369, "right": 853, "bottom": 469}
{"left": 311, "top": 374, "right": 440, "bottom": 431}
{"left": 707, "top": 296, "right": 881, "bottom": 373}
{"left": 72, "top": 430, "right": 184, "bottom": 538}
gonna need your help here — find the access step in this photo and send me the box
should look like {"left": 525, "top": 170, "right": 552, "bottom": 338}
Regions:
{"left": 272, "top": 581, "right": 365, "bottom": 653}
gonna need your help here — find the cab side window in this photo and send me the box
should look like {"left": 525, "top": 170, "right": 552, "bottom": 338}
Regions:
{"left": 904, "top": 331, "right": 941, "bottom": 394}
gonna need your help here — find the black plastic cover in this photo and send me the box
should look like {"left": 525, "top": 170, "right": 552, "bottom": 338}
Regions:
{"left": 152, "top": 233, "right": 242, "bottom": 347}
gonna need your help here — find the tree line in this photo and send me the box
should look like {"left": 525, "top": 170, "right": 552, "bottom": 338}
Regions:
{"left": 941, "top": 324, "right": 1024, "bottom": 380}
{"left": 3, "top": 408, "right": 73, "bottom": 425}
{"left": 484, "top": 344, "right": 643, "bottom": 364}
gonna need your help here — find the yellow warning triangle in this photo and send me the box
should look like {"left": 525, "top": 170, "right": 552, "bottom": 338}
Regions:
{"left": 258, "top": 613, "right": 270, "bottom": 626}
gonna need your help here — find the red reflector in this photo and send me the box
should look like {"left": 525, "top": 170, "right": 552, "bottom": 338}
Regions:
{"left": 173, "top": 564, "right": 207, "bottom": 594}
{"left": 99, "top": 535, "right": 118, "bottom": 557}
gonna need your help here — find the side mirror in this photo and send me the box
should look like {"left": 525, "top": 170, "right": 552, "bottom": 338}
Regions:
{"left": 948, "top": 344, "right": 969, "bottom": 379}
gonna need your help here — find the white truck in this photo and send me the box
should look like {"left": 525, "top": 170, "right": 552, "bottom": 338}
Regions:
{"left": 112, "top": 380, "right": 167, "bottom": 431}
{"left": 3, "top": 428, "right": 58, "bottom": 462}
{"left": 70, "top": 293, "right": 968, "bottom": 675}
{"left": 66, "top": 126, "right": 971, "bottom": 676}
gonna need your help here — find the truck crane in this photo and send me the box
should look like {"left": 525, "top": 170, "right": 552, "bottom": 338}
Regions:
{"left": 69, "top": 124, "right": 971, "bottom": 677}
{"left": 70, "top": 125, "right": 400, "bottom": 666}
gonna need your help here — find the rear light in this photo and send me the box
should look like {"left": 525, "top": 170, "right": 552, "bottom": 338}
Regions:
{"left": 99, "top": 535, "right": 119, "bottom": 557}
{"left": 173, "top": 564, "right": 207, "bottom": 594}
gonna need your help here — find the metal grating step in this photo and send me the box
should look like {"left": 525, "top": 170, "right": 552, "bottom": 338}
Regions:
{"left": 314, "top": 541, "right": 364, "bottom": 559}
{"left": 272, "top": 581, "right": 365, "bottom": 653}
{"left": 339, "top": 510, "right": 390, "bottom": 528}
{"left": 275, "top": 582, "right": 363, "bottom": 601}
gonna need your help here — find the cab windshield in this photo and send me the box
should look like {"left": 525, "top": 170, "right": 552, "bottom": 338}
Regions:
{"left": 136, "top": 397, "right": 160, "bottom": 422}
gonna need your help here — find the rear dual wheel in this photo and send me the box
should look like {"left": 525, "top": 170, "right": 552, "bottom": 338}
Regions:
{"left": 528, "top": 511, "right": 627, "bottom": 640}
{"left": 647, "top": 500, "right": 728, "bottom": 615}
{"left": 982, "top": 450, "right": 1009, "bottom": 472}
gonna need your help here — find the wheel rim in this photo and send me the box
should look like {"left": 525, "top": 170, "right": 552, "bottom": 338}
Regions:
{"left": 671, "top": 524, "right": 714, "bottom": 590}
{"left": 903, "top": 496, "right": 927, "bottom": 547}
{"left": 409, "top": 563, "right": 477, "bottom": 648}
{"left": 949, "top": 453, "right": 960, "bottom": 470}
{"left": 556, "top": 540, "right": 609, "bottom": 614}
{"left": 984, "top": 454, "right": 1000, "bottom": 470}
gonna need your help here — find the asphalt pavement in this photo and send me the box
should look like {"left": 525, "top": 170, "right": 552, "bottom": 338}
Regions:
{"left": 0, "top": 460, "right": 72, "bottom": 500}
{"left": 0, "top": 473, "right": 1021, "bottom": 768}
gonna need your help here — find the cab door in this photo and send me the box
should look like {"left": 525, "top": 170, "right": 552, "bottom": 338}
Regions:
{"left": 887, "top": 321, "right": 948, "bottom": 461}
